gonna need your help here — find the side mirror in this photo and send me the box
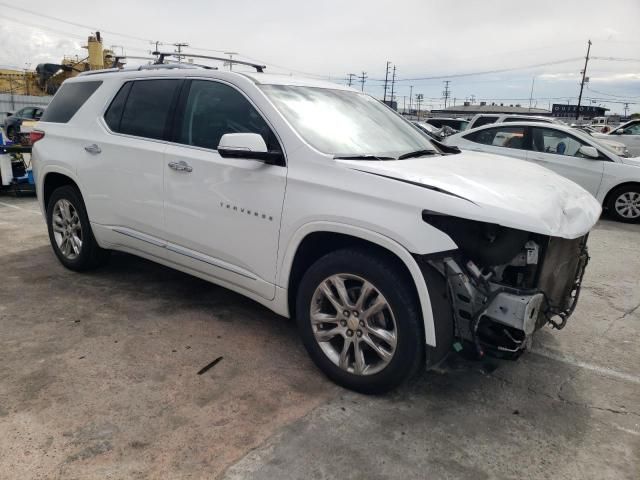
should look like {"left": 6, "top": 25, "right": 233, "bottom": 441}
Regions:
{"left": 217, "top": 133, "right": 284, "bottom": 165}
{"left": 578, "top": 145, "right": 599, "bottom": 159}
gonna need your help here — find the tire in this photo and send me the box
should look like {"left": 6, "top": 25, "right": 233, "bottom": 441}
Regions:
{"left": 6, "top": 126, "right": 16, "bottom": 141}
{"left": 46, "top": 185, "right": 110, "bottom": 271}
{"left": 606, "top": 185, "right": 640, "bottom": 223}
{"left": 295, "top": 248, "right": 424, "bottom": 394}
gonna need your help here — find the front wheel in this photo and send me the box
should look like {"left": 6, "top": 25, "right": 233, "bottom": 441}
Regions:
{"left": 607, "top": 185, "right": 640, "bottom": 223}
{"left": 296, "top": 248, "right": 424, "bottom": 394}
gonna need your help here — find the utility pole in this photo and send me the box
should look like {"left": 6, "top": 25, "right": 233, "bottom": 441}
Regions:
{"left": 409, "top": 85, "right": 413, "bottom": 112}
{"left": 383, "top": 61, "right": 391, "bottom": 103}
{"left": 173, "top": 42, "right": 189, "bottom": 63}
{"left": 359, "top": 71, "right": 367, "bottom": 92}
{"left": 442, "top": 80, "right": 451, "bottom": 109}
{"left": 623, "top": 103, "right": 630, "bottom": 118}
{"left": 469, "top": 94, "right": 476, "bottom": 104}
{"left": 528, "top": 76, "right": 536, "bottom": 111}
{"left": 150, "top": 41, "right": 164, "bottom": 60}
{"left": 576, "top": 39, "right": 592, "bottom": 120}
{"left": 224, "top": 52, "right": 238, "bottom": 71}
{"left": 416, "top": 93, "right": 424, "bottom": 118}
{"left": 346, "top": 73, "right": 356, "bottom": 87}
{"left": 389, "top": 65, "right": 397, "bottom": 109}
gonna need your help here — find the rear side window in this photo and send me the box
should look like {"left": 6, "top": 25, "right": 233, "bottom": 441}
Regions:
{"left": 464, "top": 126, "right": 526, "bottom": 149}
{"left": 472, "top": 116, "right": 498, "bottom": 128}
{"left": 40, "top": 81, "right": 102, "bottom": 123}
{"left": 106, "top": 80, "right": 181, "bottom": 140}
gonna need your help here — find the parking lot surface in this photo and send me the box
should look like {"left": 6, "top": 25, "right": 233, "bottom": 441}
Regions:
{"left": 1, "top": 195, "right": 638, "bottom": 480}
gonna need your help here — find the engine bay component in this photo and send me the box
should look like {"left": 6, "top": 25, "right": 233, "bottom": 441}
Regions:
{"left": 424, "top": 214, "right": 589, "bottom": 358}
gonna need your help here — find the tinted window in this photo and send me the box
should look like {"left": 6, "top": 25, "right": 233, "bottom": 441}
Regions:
{"left": 119, "top": 80, "right": 181, "bottom": 140}
{"left": 426, "top": 119, "right": 443, "bottom": 128}
{"left": 464, "top": 126, "right": 525, "bottom": 149}
{"left": 177, "top": 80, "right": 280, "bottom": 151}
{"left": 531, "top": 127, "right": 588, "bottom": 157}
{"left": 41, "top": 81, "right": 102, "bottom": 123}
{"left": 18, "top": 107, "right": 35, "bottom": 119}
{"left": 104, "top": 82, "right": 132, "bottom": 132}
{"left": 473, "top": 116, "right": 498, "bottom": 127}
{"left": 622, "top": 122, "right": 640, "bottom": 135}
{"left": 503, "top": 117, "right": 551, "bottom": 123}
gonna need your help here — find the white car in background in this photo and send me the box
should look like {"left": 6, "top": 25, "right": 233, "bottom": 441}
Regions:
{"left": 592, "top": 119, "right": 640, "bottom": 157}
{"left": 446, "top": 121, "right": 640, "bottom": 222}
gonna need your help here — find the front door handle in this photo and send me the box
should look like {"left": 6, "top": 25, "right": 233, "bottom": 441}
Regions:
{"left": 84, "top": 144, "right": 101, "bottom": 154}
{"left": 168, "top": 160, "right": 193, "bottom": 173}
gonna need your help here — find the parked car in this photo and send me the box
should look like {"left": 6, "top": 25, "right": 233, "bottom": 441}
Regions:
{"left": 572, "top": 126, "right": 629, "bottom": 157}
{"left": 412, "top": 121, "right": 445, "bottom": 140}
{"left": 3, "top": 106, "right": 45, "bottom": 141}
{"left": 424, "top": 117, "right": 469, "bottom": 132}
{"left": 466, "top": 113, "right": 561, "bottom": 130}
{"left": 446, "top": 121, "right": 640, "bottom": 222}
{"left": 32, "top": 67, "right": 600, "bottom": 393}
{"left": 592, "top": 120, "right": 640, "bottom": 157}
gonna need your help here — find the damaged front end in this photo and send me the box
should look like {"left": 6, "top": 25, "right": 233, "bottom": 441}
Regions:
{"left": 422, "top": 212, "right": 590, "bottom": 359}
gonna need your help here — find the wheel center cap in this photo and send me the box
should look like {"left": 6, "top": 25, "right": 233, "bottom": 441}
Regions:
{"left": 347, "top": 317, "right": 359, "bottom": 331}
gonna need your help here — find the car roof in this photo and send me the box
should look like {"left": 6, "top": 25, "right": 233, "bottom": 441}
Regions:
{"left": 465, "top": 121, "right": 573, "bottom": 132}
{"left": 73, "top": 66, "right": 355, "bottom": 91}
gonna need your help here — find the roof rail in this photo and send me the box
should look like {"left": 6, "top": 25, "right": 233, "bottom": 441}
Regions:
{"left": 152, "top": 51, "right": 266, "bottom": 72}
{"left": 138, "top": 63, "right": 200, "bottom": 71}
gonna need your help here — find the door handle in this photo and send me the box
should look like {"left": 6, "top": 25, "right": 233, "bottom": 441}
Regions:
{"left": 84, "top": 144, "right": 101, "bottom": 154}
{"left": 168, "top": 160, "right": 193, "bottom": 173}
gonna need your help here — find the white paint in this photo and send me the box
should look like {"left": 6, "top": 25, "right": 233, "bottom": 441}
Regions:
{"left": 531, "top": 347, "right": 640, "bottom": 385}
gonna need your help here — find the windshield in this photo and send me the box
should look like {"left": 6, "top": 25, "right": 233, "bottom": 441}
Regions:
{"left": 260, "top": 85, "right": 438, "bottom": 158}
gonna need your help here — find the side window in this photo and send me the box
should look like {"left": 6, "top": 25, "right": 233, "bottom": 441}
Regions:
{"left": 177, "top": 80, "right": 281, "bottom": 151}
{"left": 531, "top": 128, "right": 587, "bottom": 157}
{"left": 118, "top": 80, "right": 181, "bottom": 140}
{"left": 19, "top": 108, "right": 35, "bottom": 119}
{"left": 464, "top": 126, "right": 525, "bottom": 149}
{"left": 40, "top": 81, "right": 103, "bottom": 123}
{"left": 104, "top": 82, "right": 132, "bottom": 132}
{"left": 473, "top": 116, "right": 498, "bottom": 128}
{"left": 34, "top": 108, "right": 44, "bottom": 119}
{"left": 426, "top": 119, "right": 443, "bottom": 128}
{"left": 623, "top": 122, "right": 640, "bottom": 135}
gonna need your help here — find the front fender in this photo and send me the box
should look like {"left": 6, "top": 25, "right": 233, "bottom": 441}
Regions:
{"left": 278, "top": 221, "right": 454, "bottom": 347}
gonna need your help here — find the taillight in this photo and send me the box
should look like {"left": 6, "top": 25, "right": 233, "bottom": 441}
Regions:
{"left": 30, "top": 130, "right": 45, "bottom": 143}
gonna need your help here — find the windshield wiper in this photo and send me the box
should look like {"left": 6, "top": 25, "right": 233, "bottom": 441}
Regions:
{"left": 397, "top": 149, "right": 437, "bottom": 160}
{"left": 334, "top": 155, "right": 395, "bottom": 161}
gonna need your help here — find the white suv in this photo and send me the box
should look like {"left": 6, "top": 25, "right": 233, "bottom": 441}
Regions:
{"left": 32, "top": 65, "right": 600, "bottom": 393}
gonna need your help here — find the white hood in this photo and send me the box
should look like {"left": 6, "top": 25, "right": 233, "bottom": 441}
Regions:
{"left": 343, "top": 151, "right": 601, "bottom": 239}
{"left": 621, "top": 156, "right": 640, "bottom": 167}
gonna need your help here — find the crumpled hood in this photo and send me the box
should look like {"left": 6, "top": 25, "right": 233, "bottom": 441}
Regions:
{"left": 341, "top": 151, "right": 601, "bottom": 239}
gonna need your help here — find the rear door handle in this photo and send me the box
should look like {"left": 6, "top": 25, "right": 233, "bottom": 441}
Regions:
{"left": 84, "top": 144, "right": 101, "bottom": 154}
{"left": 168, "top": 160, "right": 193, "bottom": 173}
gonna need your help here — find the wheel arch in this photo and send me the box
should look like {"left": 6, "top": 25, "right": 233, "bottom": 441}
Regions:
{"left": 41, "top": 170, "right": 82, "bottom": 212}
{"left": 279, "top": 222, "right": 441, "bottom": 347}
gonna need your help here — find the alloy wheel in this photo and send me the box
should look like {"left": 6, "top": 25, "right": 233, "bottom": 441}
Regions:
{"left": 52, "top": 199, "right": 83, "bottom": 260}
{"left": 615, "top": 191, "right": 640, "bottom": 219}
{"left": 310, "top": 273, "right": 397, "bottom": 375}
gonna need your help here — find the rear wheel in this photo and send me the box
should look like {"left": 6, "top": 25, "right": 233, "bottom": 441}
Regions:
{"left": 6, "top": 125, "right": 17, "bottom": 141}
{"left": 296, "top": 248, "right": 424, "bottom": 394}
{"left": 46, "top": 185, "right": 109, "bottom": 270}
{"left": 607, "top": 185, "right": 640, "bottom": 223}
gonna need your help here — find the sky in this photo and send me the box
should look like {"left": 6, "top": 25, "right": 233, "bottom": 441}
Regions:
{"left": 1, "top": 0, "right": 639, "bottom": 114}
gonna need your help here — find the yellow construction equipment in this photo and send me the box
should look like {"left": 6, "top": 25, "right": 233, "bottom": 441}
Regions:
{"left": 0, "top": 32, "right": 115, "bottom": 96}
